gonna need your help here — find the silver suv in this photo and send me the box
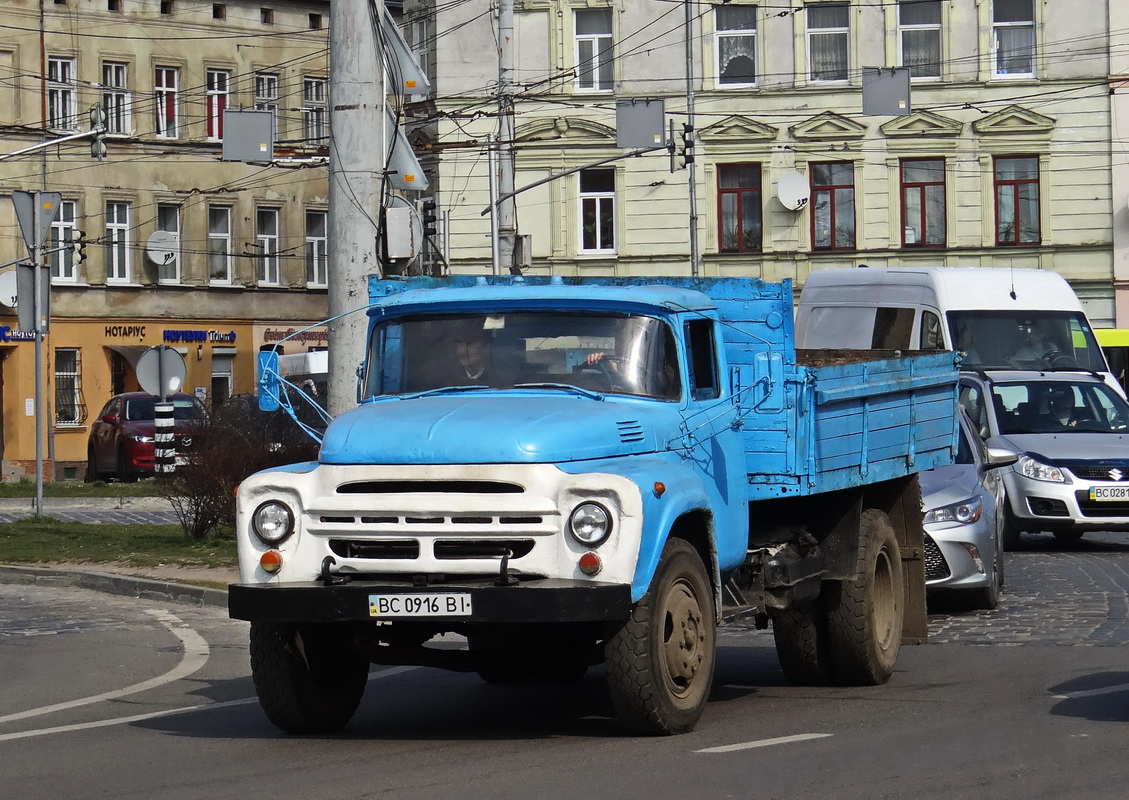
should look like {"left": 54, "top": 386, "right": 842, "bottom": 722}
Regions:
{"left": 958, "top": 371, "right": 1129, "bottom": 548}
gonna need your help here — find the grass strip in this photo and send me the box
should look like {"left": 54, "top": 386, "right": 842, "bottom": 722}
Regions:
{"left": 0, "top": 518, "right": 236, "bottom": 568}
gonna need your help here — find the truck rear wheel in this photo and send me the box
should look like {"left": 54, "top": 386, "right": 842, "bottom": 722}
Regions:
{"left": 771, "top": 596, "right": 833, "bottom": 686}
{"left": 604, "top": 537, "right": 716, "bottom": 735}
{"left": 249, "top": 621, "right": 369, "bottom": 733}
{"left": 825, "top": 509, "right": 904, "bottom": 686}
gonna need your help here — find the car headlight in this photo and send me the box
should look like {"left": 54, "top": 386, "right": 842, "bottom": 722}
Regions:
{"left": 1015, "top": 455, "right": 1066, "bottom": 483}
{"left": 132, "top": 434, "right": 154, "bottom": 443}
{"left": 252, "top": 500, "right": 295, "bottom": 544}
{"left": 924, "top": 496, "right": 982, "bottom": 525}
{"left": 568, "top": 502, "right": 612, "bottom": 546}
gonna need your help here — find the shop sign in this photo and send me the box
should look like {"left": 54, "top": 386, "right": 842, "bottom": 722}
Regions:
{"left": 163, "top": 329, "right": 238, "bottom": 344}
{"left": 0, "top": 325, "right": 34, "bottom": 342}
{"left": 104, "top": 325, "right": 147, "bottom": 338}
{"left": 263, "top": 327, "right": 328, "bottom": 347}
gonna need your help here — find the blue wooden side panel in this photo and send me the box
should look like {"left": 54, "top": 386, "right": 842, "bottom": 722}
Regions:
{"left": 801, "top": 351, "right": 960, "bottom": 495}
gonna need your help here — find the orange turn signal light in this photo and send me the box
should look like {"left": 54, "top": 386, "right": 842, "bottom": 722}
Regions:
{"left": 259, "top": 550, "right": 283, "bottom": 574}
{"left": 578, "top": 551, "right": 602, "bottom": 576}
{"left": 653, "top": 481, "right": 666, "bottom": 498}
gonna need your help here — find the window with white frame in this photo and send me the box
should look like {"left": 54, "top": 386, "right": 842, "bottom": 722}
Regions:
{"left": 254, "top": 73, "right": 278, "bottom": 113}
{"left": 303, "top": 77, "right": 328, "bottom": 145}
{"left": 993, "top": 0, "right": 1035, "bottom": 78}
{"left": 49, "top": 200, "right": 77, "bottom": 282}
{"left": 48, "top": 56, "right": 77, "bottom": 130}
{"left": 105, "top": 201, "right": 131, "bottom": 282}
{"left": 412, "top": 20, "right": 430, "bottom": 81}
{"left": 54, "top": 348, "right": 83, "bottom": 426}
{"left": 257, "top": 207, "right": 280, "bottom": 284}
{"left": 155, "top": 66, "right": 179, "bottom": 137}
{"left": 156, "top": 203, "right": 181, "bottom": 282}
{"left": 898, "top": 0, "right": 941, "bottom": 79}
{"left": 305, "top": 210, "right": 327, "bottom": 286}
{"left": 579, "top": 168, "right": 615, "bottom": 253}
{"left": 716, "top": 5, "right": 757, "bottom": 86}
{"left": 575, "top": 8, "right": 613, "bottom": 92}
{"left": 208, "top": 205, "right": 233, "bottom": 283}
{"left": 102, "top": 62, "right": 131, "bottom": 135}
{"left": 806, "top": 2, "right": 849, "bottom": 82}
{"left": 205, "top": 69, "right": 229, "bottom": 140}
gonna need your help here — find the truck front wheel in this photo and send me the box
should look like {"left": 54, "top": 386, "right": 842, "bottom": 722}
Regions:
{"left": 825, "top": 509, "right": 904, "bottom": 685}
{"left": 249, "top": 621, "right": 369, "bottom": 733}
{"left": 604, "top": 537, "right": 716, "bottom": 735}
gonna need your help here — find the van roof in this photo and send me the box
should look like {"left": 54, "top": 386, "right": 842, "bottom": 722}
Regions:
{"left": 800, "top": 267, "right": 1082, "bottom": 312}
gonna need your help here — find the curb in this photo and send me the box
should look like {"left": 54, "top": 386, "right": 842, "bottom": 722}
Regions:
{"left": 0, "top": 564, "right": 228, "bottom": 609}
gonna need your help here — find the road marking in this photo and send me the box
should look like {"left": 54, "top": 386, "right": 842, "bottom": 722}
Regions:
{"left": 0, "top": 609, "right": 208, "bottom": 725}
{"left": 696, "top": 733, "right": 833, "bottom": 754}
{"left": 1052, "top": 681, "right": 1129, "bottom": 700}
{"left": 0, "top": 664, "right": 416, "bottom": 742}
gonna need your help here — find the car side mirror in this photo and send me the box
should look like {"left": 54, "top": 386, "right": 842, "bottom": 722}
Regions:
{"left": 102, "top": 413, "right": 118, "bottom": 424}
{"left": 983, "top": 444, "right": 1018, "bottom": 470}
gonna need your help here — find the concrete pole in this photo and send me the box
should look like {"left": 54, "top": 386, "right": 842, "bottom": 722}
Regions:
{"left": 488, "top": 135, "right": 501, "bottom": 275}
{"left": 327, "top": 0, "right": 385, "bottom": 415}
{"left": 497, "top": 0, "right": 516, "bottom": 274}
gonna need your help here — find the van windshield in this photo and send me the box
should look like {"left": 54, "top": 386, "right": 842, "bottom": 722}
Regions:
{"left": 364, "top": 311, "right": 681, "bottom": 401}
{"left": 948, "top": 311, "right": 1106, "bottom": 372}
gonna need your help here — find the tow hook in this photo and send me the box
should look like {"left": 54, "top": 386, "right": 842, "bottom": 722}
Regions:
{"left": 319, "top": 555, "right": 349, "bottom": 585}
{"left": 495, "top": 548, "right": 518, "bottom": 586}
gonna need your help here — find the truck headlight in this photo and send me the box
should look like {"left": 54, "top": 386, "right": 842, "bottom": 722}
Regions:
{"left": 1016, "top": 455, "right": 1066, "bottom": 483}
{"left": 252, "top": 500, "right": 295, "bottom": 544}
{"left": 568, "top": 502, "right": 612, "bottom": 546}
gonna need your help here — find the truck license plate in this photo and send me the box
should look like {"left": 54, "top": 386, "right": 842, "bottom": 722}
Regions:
{"left": 368, "top": 593, "right": 472, "bottom": 618}
{"left": 1090, "top": 486, "right": 1129, "bottom": 501}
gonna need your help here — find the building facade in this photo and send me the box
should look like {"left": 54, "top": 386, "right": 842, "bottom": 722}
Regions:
{"left": 405, "top": 0, "right": 1115, "bottom": 319}
{"left": 0, "top": 0, "right": 331, "bottom": 479}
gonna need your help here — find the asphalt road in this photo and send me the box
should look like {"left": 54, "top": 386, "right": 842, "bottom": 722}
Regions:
{"left": 3, "top": 534, "right": 1129, "bottom": 799}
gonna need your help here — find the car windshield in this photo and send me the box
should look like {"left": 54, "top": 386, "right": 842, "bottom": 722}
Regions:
{"left": 365, "top": 311, "right": 680, "bottom": 401}
{"left": 124, "top": 396, "right": 205, "bottom": 421}
{"left": 948, "top": 310, "right": 1106, "bottom": 372}
{"left": 991, "top": 381, "right": 1129, "bottom": 434}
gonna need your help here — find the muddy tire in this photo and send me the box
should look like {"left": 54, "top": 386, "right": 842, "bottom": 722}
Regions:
{"left": 604, "top": 537, "right": 716, "bottom": 735}
{"left": 825, "top": 509, "right": 904, "bottom": 686}
{"left": 772, "top": 595, "right": 834, "bottom": 686}
{"left": 249, "top": 622, "right": 369, "bottom": 734}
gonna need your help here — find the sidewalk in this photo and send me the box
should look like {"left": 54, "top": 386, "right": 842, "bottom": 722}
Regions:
{"left": 0, "top": 563, "right": 231, "bottom": 608}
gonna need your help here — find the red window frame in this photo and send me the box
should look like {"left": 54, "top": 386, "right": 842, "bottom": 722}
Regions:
{"left": 900, "top": 157, "right": 946, "bottom": 248}
{"left": 994, "top": 155, "right": 1040, "bottom": 246}
{"left": 717, "top": 163, "right": 762, "bottom": 253}
{"left": 810, "top": 161, "right": 855, "bottom": 251}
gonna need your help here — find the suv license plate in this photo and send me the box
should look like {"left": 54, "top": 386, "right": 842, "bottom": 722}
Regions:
{"left": 368, "top": 593, "right": 472, "bottom": 618}
{"left": 1090, "top": 486, "right": 1129, "bottom": 501}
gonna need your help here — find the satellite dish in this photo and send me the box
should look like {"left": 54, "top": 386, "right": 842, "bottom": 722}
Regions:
{"left": 146, "top": 230, "right": 179, "bottom": 264}
{"left": 777, "top": 171, "right": 810, "bottom": 211}
{"left": 0, "top": 272, "right": 16, "bottom": 308}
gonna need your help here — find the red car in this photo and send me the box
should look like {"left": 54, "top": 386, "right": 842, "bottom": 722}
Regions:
{"left": 85, "top": 392, "right": 207, "bottom": 482}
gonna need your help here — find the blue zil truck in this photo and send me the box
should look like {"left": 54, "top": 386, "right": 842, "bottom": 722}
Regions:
{"left": 229, "top": 275, "right": 959, "bottom": 735}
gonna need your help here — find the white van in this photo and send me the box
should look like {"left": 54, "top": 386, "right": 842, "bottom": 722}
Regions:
{"left": 794, "top": 266, "right": 1116, "bottom": 386}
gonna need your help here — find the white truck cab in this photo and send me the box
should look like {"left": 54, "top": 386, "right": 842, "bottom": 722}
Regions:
{"left": 795, "top": 266, "right": 1119, "bottom": 392}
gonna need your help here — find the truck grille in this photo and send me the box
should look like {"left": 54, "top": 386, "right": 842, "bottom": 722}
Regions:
{"left": 923, "top": 534, "right": 951, "bottom": 581}
{"left": 336, "top": 480, "right": 524, "bottom": 494}
{"left": 327, "top": 538, "right": 535, "bottom": 561}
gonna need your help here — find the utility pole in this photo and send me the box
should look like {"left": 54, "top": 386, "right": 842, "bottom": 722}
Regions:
{"left": 684, "top": 0, "right": 700, "bottom": 276}
{"left": 327, "top": 0, "right": 385, "bottom": 416}
{"left": 496, "top": 0, "right": 517, "bottom": 274}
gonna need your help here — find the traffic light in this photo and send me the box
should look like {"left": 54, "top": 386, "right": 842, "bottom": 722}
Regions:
{"left": 71, "top": 229, "right": 87, "bottom": 265}
{"left": 679, "top": 123, "right": 695, "bottom": 169}
{"left": 421, "top": 199, "right": 438, "bottom": 237}
{"left": 89, "top": 103, "right": 107, "bottom": 160}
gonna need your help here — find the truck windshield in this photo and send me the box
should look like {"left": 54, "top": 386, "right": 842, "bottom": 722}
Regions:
{"left": 365, "top": 311, "right": 680, "bottom": 401}
{"left": 948, "top": 311, "right": 1106, "bottom": 372}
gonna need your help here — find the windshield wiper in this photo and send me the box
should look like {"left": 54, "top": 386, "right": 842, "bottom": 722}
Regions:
{"left": 400, "top": 384, "right": 490, "bottom": 400}
{"left": 513, "top": 382, "right": 605, "bottom": 401}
